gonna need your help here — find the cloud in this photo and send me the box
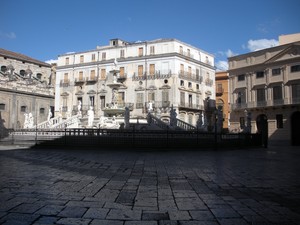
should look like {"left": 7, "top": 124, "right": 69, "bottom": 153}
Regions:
{"left": 45, "top": 59, "right": 58, "bottom": 64}
{"left": 0, "top": 31, "right": 16, "bottom": 39}
{"left": 245, "top": 39, "right": 279, "bottom": 52}
{"left": 216, "top": 49, "right": 237, "bottom": 58}
{"left": 215, "top": 60, "right": 228, "bottom": 71}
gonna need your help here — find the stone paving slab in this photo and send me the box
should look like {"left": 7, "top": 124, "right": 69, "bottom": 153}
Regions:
{"left": 0, "top": 146, "right": 300, "bottom": 224}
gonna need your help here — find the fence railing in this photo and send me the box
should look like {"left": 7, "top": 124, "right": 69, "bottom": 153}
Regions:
{"left": 4, "top": 128, "right": 263, "bottom": 149}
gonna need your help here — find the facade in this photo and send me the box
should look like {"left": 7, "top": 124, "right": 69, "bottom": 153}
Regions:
{"left": 55, "top": 38, "right": 215, "bottom": 126}
{"left": 228, "top": 40, "right": 300, "bottom": 145}
{"left": 0, "top": 48, "right": 54, "bottom": 129}
{"left": 215, "top": 71, "right": 230, "bottom": 131}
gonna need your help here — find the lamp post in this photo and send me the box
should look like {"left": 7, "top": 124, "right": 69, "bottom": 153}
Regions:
{"left": 214, "top": 108, "right": 217, "bottom": 149}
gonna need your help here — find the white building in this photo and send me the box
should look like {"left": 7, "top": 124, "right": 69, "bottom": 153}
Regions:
{"left": 55, "top": 38, "right": 215, "bottom": 126}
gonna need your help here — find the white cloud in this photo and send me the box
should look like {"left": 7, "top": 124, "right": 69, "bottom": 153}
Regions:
{"left": 0, "top": 31, "right": 16, "bottom": 39}
{"left": 216, "top": 49, "right": 237, "bottom": 58}
{"left": 45, "top": 59, "right": 58, "bottom": 64}
{"left": 246, "top": 39, "right": 279, "bottom": 52}
{"left": 215, "top": 60, "right": 228, "bottom": 71}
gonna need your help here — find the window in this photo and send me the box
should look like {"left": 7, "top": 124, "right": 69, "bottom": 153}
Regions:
{"left": 179, "top": 46, "right": 183, "bottom": 54}
{"left": 238, "top": 74, "right": 245, "bottom": 81}
{"left": 240, "top": 117, "right": 245, "bottom": 129}
{"left": 65, "top": 57, "right": 69, "bottom": 65}
{"left": 79, "top": 71, "right": 83, "bottom": 81}
{"left": 36, "top": 73, "right": 42, "bottom": 80}
{"left": 120, "top": 67, "right": 125, "bottom": 77}
{"left": 196, "top": 84, "right": 199, "bottom": 90}
{"left": 80, "top": 55, "right": 84, "bottom": 63}
{"left": 20, "top": 70, "right": 25, "bottom": 76}
{"left": 217, "top": 83, "right": 223, "bottom": 93}
{"left": 188, "top": 66, "right": 192, "bottom": 77}
{"left": 188, "top": 82, "right": 192, "bottom": 88}
{"left": 118, "top": 92, "right": 125, "bottom": 105}
{"left": 180, "top": 64, "right": 184, "bottom": 74}
{"left": 150, "top": 46, "right": 155, "bottom": 55}
{"left": 1, "top": 66, "right": 6, "bottom": 72}
{"left": 102, "top": 52, "right": 106, "bottom": 60}
{"left": 273, "top": 86, "right": 282, "bottom": 100}
{"left": 138, "top": 47, "right": 143, "bottom": 57}
{"left": 162, "top": 90, "right": 169, "bottom": 107}
{"left": 138, "top": 65, "right": 143, "bottom": 77}
{"left": 91, "top": 54, "right": 96, "bottom": 62}
{"left": 276, "top": 114, "right": 283, "bottom": 128}
{"left": 149, "top": 64, "right": 155, "bottom": 75}
{"left": 90, "top": 96, "right": 95, "bottom": 106}
{"left": 120, "top": 49, "right": 125, "bottom": 58}
{"left": 0, "top": 103, "right": 5, "bottom": 110}
{"left": 292, "top": 84, "right": 300, "bottom": 102}
{"left": 187, "top": 49, "right": 190, "bottom": 57}
{"left": 136, "top": 93, "right": 144, "bottom": 109}
{"left": 180, "top": 80, "right": 184, "bottom": 86}
{"left": 257, "top": 88, "right": 265, "bottom": 102}
{"left": 237, "top": 90, "right": 246, "bottom": 104}
{"left": 90, "top": 70, "right": 95, "bottom": 80}
{"left": 272, "top": 68, "right": 281, "bottom": 76}
{"left": 40, "top": 108, "right": 45, "bottom": 115}
{"left": 101, "top": 69, "right": 106, "bottom": 80}
{"left": 148, "top": 92, "right": 155, "bottom": 102}
{"left": 21, "top": 106, "right": 27, "bottom": 112}
{"left": 291, "top": 65, "right": 300, "bottom": 72}
{"left": 256, "top": 71, "right": 264, "bottom": 78}
{"left": 188, "top": 94, "right": 192, "bottom": 107}
{"left": 100, "top": 96, "right": 105, "bottom": 109}
{"left": 64, "top": 73, "right": 68, "bottom": 82}
{"left": 180, "top": 92, "right": 185, "bottom": 105}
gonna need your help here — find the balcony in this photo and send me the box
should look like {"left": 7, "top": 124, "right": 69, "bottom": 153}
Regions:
{"left": 205, "top": 78, "right": 214, "bottom": 87}
{"left": 216, "top": 87, "right": 224, "bottom": 96}
{"left": 117, "top": 73, "right": 127, "bottom": 83}
{"left": 179, "top": 71, "right": 203, "bottom": 83}
{"left": 231, "top": 97, "right": 300, "bottom": 111}
{"left": 178, "top": 102, "right": 204, "bottom": 110}
{"left": 86, "top": 77, "right": 97, "bottom": 84}
{"left": 74, "top": 78, "right": 85, "bottom": 85}
{"left": 60, "top": 79, "right": 70, "bottom": 87}
{"left": 132, "top": 71, "right": 172, "bottom": 81}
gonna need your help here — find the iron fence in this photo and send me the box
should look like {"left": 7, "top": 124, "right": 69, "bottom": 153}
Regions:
{"left": 3, "top": 128, "right": 263, "bottom": 150}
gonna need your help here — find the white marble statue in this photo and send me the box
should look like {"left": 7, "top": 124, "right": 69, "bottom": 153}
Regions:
{"left": 148, "top": 101, "right": 153, "bottom": 113}
{"left": 87, "top": 106, "right": 94, "bottom": 127}
{"left": 47, "top": 108, "right": 52, "bottom": 127}
{"left": 77, "top": 100, "right": 82, "bottom": 116}
{"left": 124, "top": 107, "right": 130, "bottom": 129}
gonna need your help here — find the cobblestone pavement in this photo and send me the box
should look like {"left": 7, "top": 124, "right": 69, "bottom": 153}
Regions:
{"left": 0, "top": 146, "right": 300, "bottom": 225}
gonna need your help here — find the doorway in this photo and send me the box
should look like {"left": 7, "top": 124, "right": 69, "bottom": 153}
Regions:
{"left": 291, "top": 111, "right": 300, "bottom": 146}
{"left": 256, "top": 114, "right": 268, "bottom": 147}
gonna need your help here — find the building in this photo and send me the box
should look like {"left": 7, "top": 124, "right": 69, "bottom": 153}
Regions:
{"left": 215, "top": 71, "right": 230, "bottom": 131}
{"left": 228, "top": 37, "right": 300, "bottom": 145}
{"left": 0, "top": 48, "right": 54, "bottom": 129}
{"left": 55, "top": 38, "right": 215, "bottom": 126}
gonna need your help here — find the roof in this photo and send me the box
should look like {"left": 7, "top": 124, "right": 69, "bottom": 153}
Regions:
{"left": 0, "top": 48, "right": 51, "bottom": 68}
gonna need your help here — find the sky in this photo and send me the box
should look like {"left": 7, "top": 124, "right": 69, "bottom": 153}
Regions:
{"left": 1, "top": 0, "right": 300, "bottom": 71}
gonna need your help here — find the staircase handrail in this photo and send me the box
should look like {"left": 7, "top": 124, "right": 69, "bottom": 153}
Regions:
{"left": 147, "top": 113, "right": 170, "bottom": 130}
{"left": 176, "top": 118, "right": 197, "bottom": 130}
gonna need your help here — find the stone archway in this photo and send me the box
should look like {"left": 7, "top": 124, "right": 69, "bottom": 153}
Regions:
{"left": 291, "top": 111, "right": 300, "bottom": 146}
{"left": 256, "top": 114, "right": 268, "bottom": 148}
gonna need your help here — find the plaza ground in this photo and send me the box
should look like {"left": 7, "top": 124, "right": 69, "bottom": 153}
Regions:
{"left": 0, "top": 145, "right": 299, "bottom": 225}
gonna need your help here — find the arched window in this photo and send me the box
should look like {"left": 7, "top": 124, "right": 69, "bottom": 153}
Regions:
{"left": 0, "top": 103, "right": 5, "bottom": 110}
{"left": 20, "top": 106, "right": 27, "bottom": 112}
{"left": 36, "top": 73, "right": 42, "bottom": 79}
{"left": 1, "top": 66, "right": 6, "bottom": 72}
{"left": 20, "top": 70, "right": 25, "bottom": 76}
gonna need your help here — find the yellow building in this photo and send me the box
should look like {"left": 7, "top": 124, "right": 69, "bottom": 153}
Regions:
{"left": 215, "top": 71, "right": 230, "bottom": 131}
